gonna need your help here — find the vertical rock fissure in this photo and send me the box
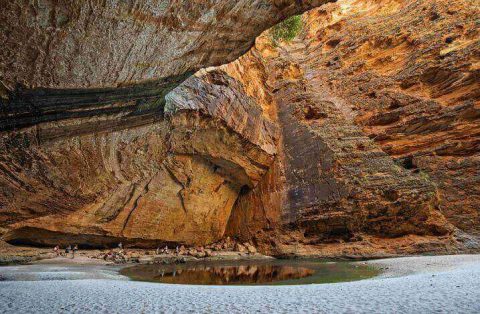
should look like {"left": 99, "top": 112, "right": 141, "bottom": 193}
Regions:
{"left": 163, "top": 165, "right": 188, "bottom": 214}
{"left": 121, "top": 175, "right": 156, "bottom": 235}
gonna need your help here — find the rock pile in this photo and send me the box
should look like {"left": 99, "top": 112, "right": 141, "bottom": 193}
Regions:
{"left": 206, "top": 237, "right": 258, "bottom": 254}
{"left": 88, "top": 237, "right": 260, "bottom": 264}
{"left": 99, "top": 251, "right": 127, "bottom": 264}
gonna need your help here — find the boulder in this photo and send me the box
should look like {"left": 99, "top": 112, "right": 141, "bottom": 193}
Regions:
{"left": 235, "top": 243, "right": 247, "bottom": 253}
{"left": 246, "top": 245, "right": 257, "bottom": 254}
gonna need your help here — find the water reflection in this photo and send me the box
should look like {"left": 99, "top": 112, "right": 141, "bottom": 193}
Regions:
{"left": 121, "top": 260, "right": 378, "bottom": 285}
{"left": 157, "top": 265, "right": 313, "bottom": 285}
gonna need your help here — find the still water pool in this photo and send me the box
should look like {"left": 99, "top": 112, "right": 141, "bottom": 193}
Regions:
{"left": 120, "top": 259, "right": 378, "bottom": 285}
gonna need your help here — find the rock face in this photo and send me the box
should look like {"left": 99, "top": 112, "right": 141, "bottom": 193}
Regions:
{"left": 1, "top": 105, "right": 275, "bottom": 247}
{"left": 297, "top": 0, "right": 480, "bottom": 237}
{"left": 0, "top": 46, "right": 285, "bottom": 246}
{"left": 1, "top": 0, "right": 479, "bottom": 255}
{"left": 225, "top": 0, "right": 479, "bottom": 255}
{"left": 1, "top": 0, "right": 328, "bottom": 89}
{"left": 0, "top": 0, "right": 329, "bottom": 136}
{"left": 2, "top": 0, "right": 319, "bottom": 247}
{"left": 225, "top": 45, "right": 453, "bottom": 255}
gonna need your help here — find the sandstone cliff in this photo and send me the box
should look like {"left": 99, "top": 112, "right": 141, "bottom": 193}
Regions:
{"left": 226, "top": 0, "right": 479, "bottom": 256}
{"left": 1, "top": 1, "right": 329, "bottom": 133}
{"left": 0, "top": 1, "right": 320, "bottom": 247}
{"left": 1, "top": 0, "right": 479, "bottom": 256}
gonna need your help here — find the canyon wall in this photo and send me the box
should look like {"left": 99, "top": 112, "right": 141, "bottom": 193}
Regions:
{"left": 1, "top": 0, "right": 478, "bottom": 255}
{"left": 0, "top": 0, "right": 319, "bottom": 247}
{"left": 0, "top": 92, "right": 275, "bottom": 247}
{"left": 297, "top": 0, "right": 479, "bottom": 237}
{"left": 226, "top": 0, "right": 479, "bottom": 256}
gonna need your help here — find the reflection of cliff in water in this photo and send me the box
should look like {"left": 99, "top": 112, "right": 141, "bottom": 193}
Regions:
{"left": 123, "top": 264, "right": 314, "bottom": 285}
{"left": 121, "top": 261, "right": 379, "bottom": 285}
{"left": 163, "top": 265, "right": 314, "bottom": 285}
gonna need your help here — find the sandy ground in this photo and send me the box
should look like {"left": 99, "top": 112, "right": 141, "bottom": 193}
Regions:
{"left": 0, "top": 254, "right": 479, "bottom": 313}
{"left": 34, "top": 256, "right": 115, "bottom": 265}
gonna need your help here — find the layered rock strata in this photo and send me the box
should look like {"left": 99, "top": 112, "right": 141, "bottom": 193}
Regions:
{"left": 0, "top": 1, "right": 324, "bottom": 247}
{"left": 1, "top": 60, "right": 282, "bottom": 248}
{"left": 297, "top": 0, "right": 480, "bottom": 237}
{"left": 1, "top": 0, "right": 478, "bottom": 256}
{"left": 226, "top": 0, "right": 479, "bottom": 255}
{"left": 0, "top": 69, "right": 276, "bottom": 248}
{"left": 1, "top": 0, "right": 330, "bottom": 133}
{"left": 226, "top": 39, "right": 453, "bottom": 256}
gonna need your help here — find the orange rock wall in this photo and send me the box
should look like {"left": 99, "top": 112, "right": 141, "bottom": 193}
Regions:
{"left": 226, "top": 0, "right": 479, "bottom": 255}
{"left": 1, "top": 0, "right": 478, "bottom": 256}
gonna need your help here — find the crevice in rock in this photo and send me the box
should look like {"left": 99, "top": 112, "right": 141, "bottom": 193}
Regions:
{"left": 163, "top": 165, "right": 188, "bottom": 214}
{"left": 121, "top": 175, "right": 156, "bottom": 235}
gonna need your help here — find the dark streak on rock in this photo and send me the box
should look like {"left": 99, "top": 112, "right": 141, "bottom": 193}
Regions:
{"left": 121, "top": 175, "right": 156, "bottom": 235}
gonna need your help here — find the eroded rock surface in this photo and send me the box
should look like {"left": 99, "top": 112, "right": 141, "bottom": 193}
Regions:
{"left": 297, "top": 0, "right": 480, "bottom": 236}
{"left": 1, "top": 0, "right": 328, "bottom": 89}
{"left": 1, "top": 107, "right": 275, "bottom": 247}
{"left": 1, "top": 0, "right": 479, "bottom": 256}
{"left": 226, "top": 0, "right": 479, "bottom": 256}
{"left": 0, "top": 1, "right": 322, "bottom": 247}
{"left": 0, "top": 0, "right": 330, "bottom": 134}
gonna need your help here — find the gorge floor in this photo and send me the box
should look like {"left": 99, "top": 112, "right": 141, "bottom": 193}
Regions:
{"left": 1, "top": 255, "right": 479, "bottom": 313}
